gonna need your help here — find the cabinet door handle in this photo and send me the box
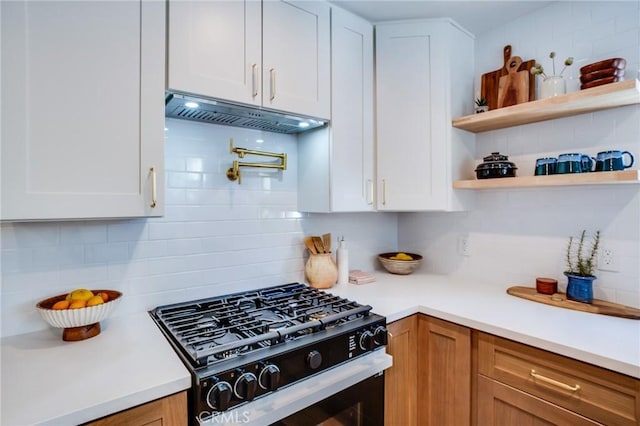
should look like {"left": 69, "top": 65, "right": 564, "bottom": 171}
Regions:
{"left": 149, "top": 167, "right": 157, "bottom": 208}
{"left": 269, "top": 68, "right": 276, "bottom": 101}
{"left": 251, "top": 63, "right": 258, "bottom": 98}
{"left": 366, "top": 179, "right": 374, "bottom": 205}
{"left": 530, "top": 370, "right": 580, "bottom": 392}
{"left": 382, "top": 179, "right": 386, "bottom": 206}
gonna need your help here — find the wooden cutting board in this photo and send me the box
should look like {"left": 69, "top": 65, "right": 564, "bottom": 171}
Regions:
{"left": 497, "top": 56, "right": 529, "bottom": 108}
{"left": 481, "top": 45, "right": 536, "bottom": 110}
{"left": 507, "top": 286, "right": 640, "bottom": 319}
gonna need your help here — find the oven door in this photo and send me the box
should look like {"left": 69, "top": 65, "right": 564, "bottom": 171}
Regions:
{"left": 197, "top": 350, "right": 392, "bottom": 426}
{"left": 271, "top": 371, "right": 384, "bottom": 425}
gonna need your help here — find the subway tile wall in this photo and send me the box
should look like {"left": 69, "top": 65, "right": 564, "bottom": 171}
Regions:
{"left": 0, "top": 119, "right": 397, "bottom": 337}
{"left": 399, "top": 1, "right": 640, "bottom": 308}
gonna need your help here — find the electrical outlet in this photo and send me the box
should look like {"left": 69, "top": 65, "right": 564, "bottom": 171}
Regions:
{"left": 598, "top": 246, "right": 619, "bottom": 272}
{"left": 457, "top": 235, "right": 471, "bottom": 257}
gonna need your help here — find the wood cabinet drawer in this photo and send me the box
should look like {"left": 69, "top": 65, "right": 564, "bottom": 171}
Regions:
{"left": 477, "top": 375, "right": 601, "bottom": 425}
{"left": 477, "top": 333, "right": 640, "bottom": 426}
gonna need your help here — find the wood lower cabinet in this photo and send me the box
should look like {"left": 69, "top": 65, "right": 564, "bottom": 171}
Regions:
{"left": 385, "top": 315, "right": 418, "bottom": 425}
{"left": 385, "top": 315, "right": 471, "bottom": 426}
{"left": 476, "top": 332, "right": 640, "bottom": 426}
{"left": 384, "top": 317, "right": 640, "bottom": 426}
{"left": 84, "top": 391, "right": 187, "bottom": 426}
{"left": 477, "top": 376, "right": 600, "bottom": 425}
{"left": 418, "top": 315, "right": 471, "bottom": 426}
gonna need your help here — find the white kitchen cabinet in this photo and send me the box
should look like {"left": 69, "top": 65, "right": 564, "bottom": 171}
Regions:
{"left": 167, "top": 0, "right": 330, "bottom": 120}
{"left": 375, "top": 19, "right": 475, "bottom": 211}
{"left": 167, "top": 1, "right": 262, "bottom": 107}
{"left": 1, "top": 1, "right": 165, "bottom": 221}
{"left": 298, "top": 6, "right": 374, "bottom": 212}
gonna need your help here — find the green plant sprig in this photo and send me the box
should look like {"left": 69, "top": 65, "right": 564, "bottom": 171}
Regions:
{"left": 565, "top": 230, "right": 600, "bottom": 277}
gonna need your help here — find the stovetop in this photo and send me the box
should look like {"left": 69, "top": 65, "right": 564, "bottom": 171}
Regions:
{"left": 150, "top": 283, "right": 373, "bottom": 368}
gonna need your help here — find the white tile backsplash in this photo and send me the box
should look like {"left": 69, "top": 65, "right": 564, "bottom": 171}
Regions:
{"left": 0, "top": 119, "right": 397, "bottom": 337}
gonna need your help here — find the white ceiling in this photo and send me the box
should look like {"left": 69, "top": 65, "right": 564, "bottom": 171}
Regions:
{"left": 330, "top": 1, "right": 554, "bottom": 35}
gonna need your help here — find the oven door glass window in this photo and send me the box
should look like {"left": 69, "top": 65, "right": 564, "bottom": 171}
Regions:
{"left": 270, "top": 373, "right": 384, "bottom": 426}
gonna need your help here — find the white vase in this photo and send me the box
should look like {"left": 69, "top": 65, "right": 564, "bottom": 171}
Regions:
{"left": 540, "top": 76, "right": 566, "bottom": 99}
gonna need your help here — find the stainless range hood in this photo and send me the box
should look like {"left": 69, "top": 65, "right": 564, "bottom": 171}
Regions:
{"left": 165, "top": 92, "right": 328, "bottom": 134}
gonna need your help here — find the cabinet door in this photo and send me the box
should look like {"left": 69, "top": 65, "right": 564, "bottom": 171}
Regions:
{"left": 167, "top": 0, "right": 262, "bottom": 106}
{"left": 477, "top": 376, "right": 600, "bottom": 426}
{"left": 85, "top": 391, "right": 187, "bottom": 426}
{"left": 376, "top": 22, "right": 439, "bottom": 211}
{"left": 330, "top": 7, "right": 375, "bottom": 212}
{"left": 418, "top": 315, "right": 471, "bottom": 426}
{"left": 375, "top": 21, "right": 474, "bottom": 211}
{"left": 1, "top": 1, "right": 164, "bottom": 220}
{"left": 262, "top": 0, "right": 330, "bottom": 119}
{"left": 385, "top": 316, "right": 418, "bottom": 426}
{"left": 297, "top": 6, "right": 374, "bottom": 212}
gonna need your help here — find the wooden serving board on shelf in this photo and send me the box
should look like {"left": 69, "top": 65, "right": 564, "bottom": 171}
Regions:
{"left": 507, "top": 286, "right": 640, "bottom": 319}
{"left": 481, "top": 45, "right": 535, "bottom": 111}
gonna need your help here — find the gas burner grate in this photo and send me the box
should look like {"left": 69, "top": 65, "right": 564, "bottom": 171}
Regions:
{"left": 150, "top": 283, "right": 371, "bottom": 367}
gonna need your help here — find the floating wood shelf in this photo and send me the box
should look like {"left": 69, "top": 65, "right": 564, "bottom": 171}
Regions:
{"left": 452, "top": 79, "right": 640, "bottom": 133}
{"left": 453, "top": 170, "right": 640, "bottom": 190}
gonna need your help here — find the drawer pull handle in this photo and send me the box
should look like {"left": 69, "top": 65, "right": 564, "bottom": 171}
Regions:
{"left": 530, "top": 370, "right": 580, "bottom": 392}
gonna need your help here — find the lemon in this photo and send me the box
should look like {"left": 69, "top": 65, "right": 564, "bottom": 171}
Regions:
{"left": 391, "top": 252, "right": 413, "bottom": 261}
{"left": 86, "top": 295, "right": 105, "bottom": 307}
{"left": 69, "top": 299, "right": 87, "bottom": 309}
{"left": 66, "top": 289, "right": 94, "bottom": 302}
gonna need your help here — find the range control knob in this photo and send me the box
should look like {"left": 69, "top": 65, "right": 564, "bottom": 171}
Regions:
{"left": 234, "top": 372, "right": 258, "bottom": 401}
{"left": 206, "top": 380, "right": 232, "bottom": 411}
{"left": 359, "top": 330, "right": 374, "bottom": 351}
{"left": 373, "top": 325, "right": 389, "bottom": 346}
{"left": 259, "top": 363, "right": 281, "bottom": 391}
{"left": 307, "top": 350, "right": 323, "bottom": 370}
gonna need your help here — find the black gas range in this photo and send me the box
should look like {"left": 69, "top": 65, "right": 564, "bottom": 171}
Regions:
{"left": 150, "top": 282, "right": 387, "bottom": 425}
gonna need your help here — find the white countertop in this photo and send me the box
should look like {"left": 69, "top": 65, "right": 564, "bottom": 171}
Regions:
{"left": 328, "top": 273, "right": 640, "bottom": 379}
{"left": 2, "top": 274, "right": 638, "bottom": 425}
{"left": 0, "top": 312, "right": 191, "bottom": 426}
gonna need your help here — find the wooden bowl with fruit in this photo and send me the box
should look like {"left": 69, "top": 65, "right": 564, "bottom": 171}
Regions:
{"left": 36, "top": 289, "right": 122, "bottom": 341}
{"left": 378, "top": 252, "right": 423, "bottom": 275}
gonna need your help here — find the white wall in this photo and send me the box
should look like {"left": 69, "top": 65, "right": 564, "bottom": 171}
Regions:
{"left": 399, "top": 1, "right": 640, "bottom": 307}
{"left": 0, "top": 119, "right": 397, "bottom": 337}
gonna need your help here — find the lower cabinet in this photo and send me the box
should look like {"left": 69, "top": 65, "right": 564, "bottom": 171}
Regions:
{"left": 385, "top": 315, "right": 418, "bottom": 425}
{"left": 84, "top": 391, "right": 187, "bottom": 426}
{"left": 477, "top": 376, "right": 600, "bottom": 425}
{"left": 476, "top": 332, "right": 640, "bottom": 426}
{"left": 385, "top": 315, "right": 471, "bottom": 426}
{"left": 384, "top": 316, "right": 640, "bottom": 426}
{"left": 417, "top": 315, "right": 471, "bottom": 426}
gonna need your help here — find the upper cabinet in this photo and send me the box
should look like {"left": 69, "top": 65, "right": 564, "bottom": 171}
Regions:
{"left": 1, "top": 1, "right": 165, "bottom": 221}
{"left": 167, "top": 1, "right": 261, "bottom": 108}
{"left": 375, "top": 20, "right": 475, "bottom": 211}
{"left": 167, "top": 0, "right": 330, "bottom": 120}
{"left": 298, "top": 6, "right": 374, "bottom": 212}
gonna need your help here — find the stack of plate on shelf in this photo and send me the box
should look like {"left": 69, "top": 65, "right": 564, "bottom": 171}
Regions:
{"left": 579, "top": 58, "right": 626, "bottom": 90}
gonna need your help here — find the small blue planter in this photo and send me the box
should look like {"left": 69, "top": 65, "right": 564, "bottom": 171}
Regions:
{"left": 565, "top": 273, "right": 595, "bottom": 303}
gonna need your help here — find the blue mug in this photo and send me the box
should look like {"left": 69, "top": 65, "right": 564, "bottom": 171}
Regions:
{"left": 534, "top": 157, "right": 557, "bottom": 175}
{"left": 557, "top": 153, "right": 594, "bottom": 174}
{"left": 595, "top": 150, "right": 634, "bottom": 171}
